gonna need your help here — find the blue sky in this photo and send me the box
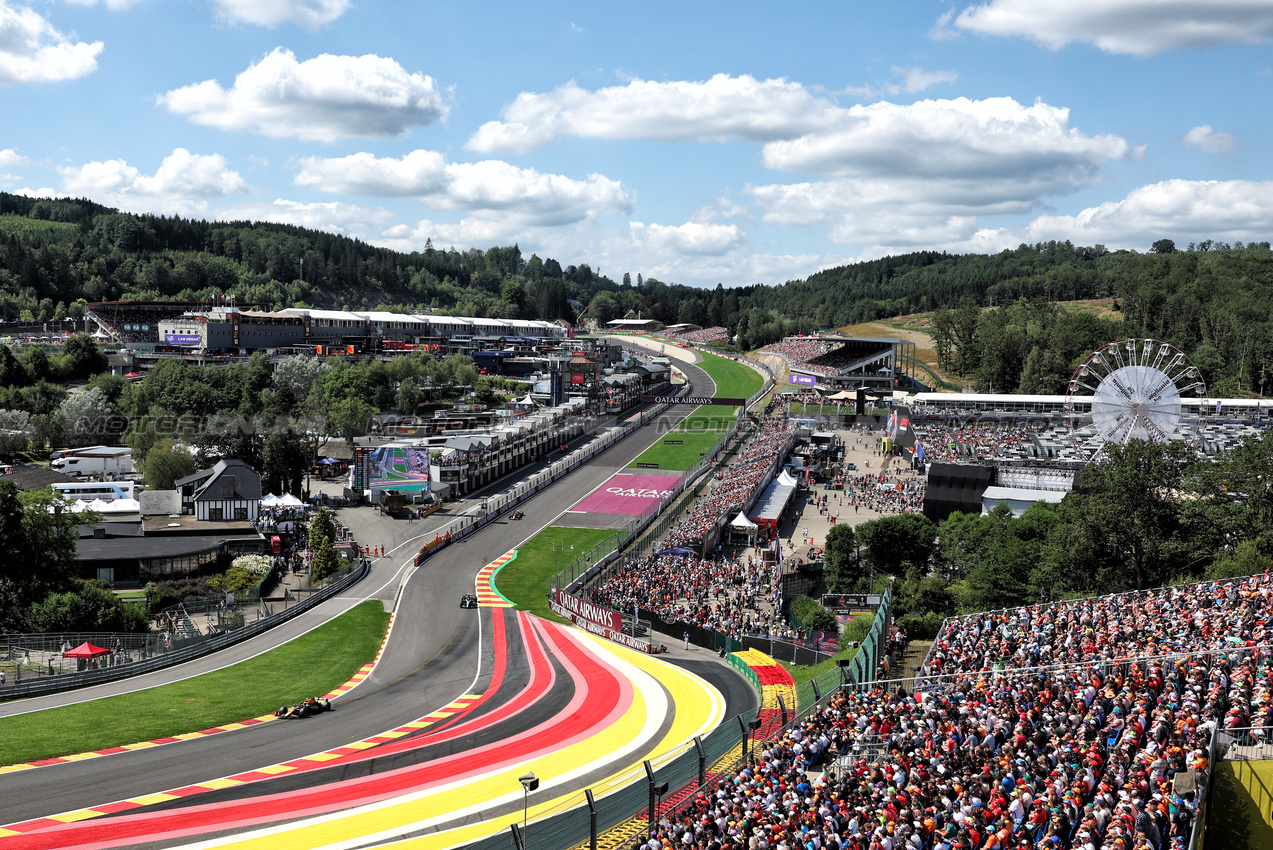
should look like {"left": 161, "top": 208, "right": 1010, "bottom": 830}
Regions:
{"left": 3, "top": 1, "right": 1273, "bottom": 289}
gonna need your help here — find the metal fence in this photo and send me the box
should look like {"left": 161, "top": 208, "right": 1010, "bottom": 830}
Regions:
{"left": 0, "top": 558, "right": 369, "bottom": 700}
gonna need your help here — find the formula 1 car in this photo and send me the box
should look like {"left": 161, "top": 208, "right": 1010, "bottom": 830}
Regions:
{"left": 509, "top": 510, "right": 525, "bottom": 520}
{"left": 460, "top": 594, "right": 479, "bottom": 609}
{"left": 275, "top": 697, "right": 332, "bottom": 719}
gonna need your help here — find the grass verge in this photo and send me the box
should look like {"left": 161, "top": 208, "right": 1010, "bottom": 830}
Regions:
{"left": 628, "top": 352, "right": 764, "bottom": 471}
{"left": 495, "top": 526, "right": 621, "bottom": 622}
{"left": 0, "top": 600, "right": 390, "bottom": 766}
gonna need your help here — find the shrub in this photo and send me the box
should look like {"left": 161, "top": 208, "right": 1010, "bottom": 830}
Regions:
{"left": 207, "top": 565, "right": 264, "bottom": 595}
{"left": 231, "top": 554, "right": 273, "bottom": 576}
{"left": 789, "top": 595, "right": 838, "bottom": 634}
{"left": 895, "top": 611, "right": 947, "bottom": 640}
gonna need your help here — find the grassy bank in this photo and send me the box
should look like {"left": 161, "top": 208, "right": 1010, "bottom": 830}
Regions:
{"left": 0, "top": 600, "right": 390, "bottom": 766}
{"left": 494, "top": 526, "right": 621, "bottom": 621}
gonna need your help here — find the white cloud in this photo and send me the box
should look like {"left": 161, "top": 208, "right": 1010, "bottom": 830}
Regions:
{"left": 56, "top": 148, "right": 249, "bottom": 215}
{"left": 158, "top": 48, "right": 448, "bottom": 143}
{"left": 762, "top": 96, "right": 1129, "bottom": 180}
{"left": 0, "top": 1, "right": 103, "bottom": 85}
{"left": 0, "top": 148, "right": 26, "bottom": 167}
{"left": 209, "top": 0, "right": 349, "bottom": 29}
{"left": 952, "top": 0, "right": 1273, "bottom": 55}
{"left": 1021, "top": 179, "right": 1273, "bottom": 246}
{"left": 295, "top": 151, "right": 632, "bottom": 225}
{"left": 216, "top": 199, "right": 394, "bottom": 233}
{"left": 629, "top": 221, "right": 745, "bottom": 256}
{"left": 894, "top": 66, "right": 959, "bottom": 94}
{"left": 466, "top": 74, "right": 847, "bottom": 154}
{"left": 1182, "top": 124, "right": 1235, "bottom": 153}
{"left": 747, "top": 97, "right": 1130, "bottom": 246}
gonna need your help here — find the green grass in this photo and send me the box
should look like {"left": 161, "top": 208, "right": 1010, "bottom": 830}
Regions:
{"left": 628, "top": 352, "right": 764, "bottom": 470}
{"left": 0, "top": 600, "right": 390, "bottom": 766}
{"left": 698, "top": 351, "right": 764, "bottom": 400}
{"left": 496, "top": 526, "right": 622, "bottom": 621}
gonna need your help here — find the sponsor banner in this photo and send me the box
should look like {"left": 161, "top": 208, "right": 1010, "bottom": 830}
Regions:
{"left": 788, "top": 374, "right": 817, "bottom": 386}
{"left": 163, "top": 333, "right": 202, "bottom": 345}
{"left": 550, "top": 599, "right": 651, "bottom": 652}
{"left": 663, "top": 440, "right": 683, "bottom": 445}
{"left": 551, "top": 586, "right": 621, "bottom": 631}
{"left": 641, "top": 395, "right": 745, "bottom": 406}
{"left": 570, "top": 372, "right": 587, "bottom": 384}
{"left": 573, "top": 473, "right": 675, "bottom": 514}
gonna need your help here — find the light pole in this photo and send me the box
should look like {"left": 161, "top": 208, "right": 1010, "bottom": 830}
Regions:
{"left": 518, "top": 771, "right": 539, "bottom": 849}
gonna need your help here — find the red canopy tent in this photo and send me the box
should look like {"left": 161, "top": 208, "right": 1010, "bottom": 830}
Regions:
{"left": 62, "top": 641, "right": 111, "bottom": 659}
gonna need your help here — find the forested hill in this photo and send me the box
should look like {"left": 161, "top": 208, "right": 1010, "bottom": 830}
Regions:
{"left": 1, "top": 191, "right": 1270, "bottom": 394}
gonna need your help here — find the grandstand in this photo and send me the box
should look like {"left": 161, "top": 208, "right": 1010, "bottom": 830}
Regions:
{"left": 761, "top": 335, "right": 922, "bottom": 391}
{"left": 630, "top": 572, "right": 1266, "bottom": 850}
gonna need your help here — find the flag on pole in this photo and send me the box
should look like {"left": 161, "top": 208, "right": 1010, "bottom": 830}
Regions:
{"left": 915, "top": 439, "right": 925, "bottom": 463}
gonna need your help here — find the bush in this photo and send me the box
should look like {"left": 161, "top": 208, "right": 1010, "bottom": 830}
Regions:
{"left": 207, "top": 565, "right": 264, "bottom": 596}
{"left": 231, "top": 554, "right": 273, "bottom": 576}
{"left": 28, "top": 583, "right": 149, "bottom": 632}
{"left": 840, "top": 612, "right": 874, "bottom": 650}
{"left": 895, "top": 611, "right": 947, "bottom": 640}
{"left": 789, "top": 595, "right": 838, "bottom": 634}
{"left": 144, "top": 577, "right": 212, "bottom": 614}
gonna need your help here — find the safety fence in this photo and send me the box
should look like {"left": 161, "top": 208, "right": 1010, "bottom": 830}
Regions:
{"left": 0, "top": 559, "right": 369, "bottom": 700}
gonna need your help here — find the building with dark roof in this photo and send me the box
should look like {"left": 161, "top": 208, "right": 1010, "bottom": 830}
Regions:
{"left": 174, "top": 459, "right": 263, "bottom": 521}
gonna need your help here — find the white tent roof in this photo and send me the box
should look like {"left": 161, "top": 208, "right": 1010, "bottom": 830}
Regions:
{"left": 277, "top": 494, "right": 305, "bottom": 508}
{"left": 730, "top": 512, "right": 758, "bottom": 529}
{"left": 777, "top": 470, "right": 799, "bottom": 487}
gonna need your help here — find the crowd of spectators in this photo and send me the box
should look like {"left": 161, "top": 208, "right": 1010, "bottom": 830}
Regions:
{"left": 661, "top": 417, "right": 798, "bottom": 550}
{"left": 676, "top": 327, "right": 731, "bottom": 344}
{"left": 591, "top": 551, "right": 794, "bottom": 641}
{"left": 833, "top": 470, "right": 925, "bottom": 515}
{"left": 911, "top": 420, "right": 1046, "bottom": 464}
{"left": 761, "top": 338, "right": 890, "bottom": 379}
{"left": 633, "top": 573, "right": 1273, "bottom": 850}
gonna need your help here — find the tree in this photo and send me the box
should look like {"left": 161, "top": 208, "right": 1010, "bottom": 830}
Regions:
{"left": 1151, "top": 239, "right": 1177, "bottom": 254}
{"left": 60, "top": 387, "right": 117, "bottom": 447}
{"left": 273, "top": 355, "right": 331, "bottom": 401}
{"left": 144, "top": 439, "right": 198, "bottom": 490}
{"left": 0, "top": 408, "right": 31, "bottom": 457}
{"left": 1052, "top": 440, "right": 1193, "bottom": 591}
{"left": 0, "top": 483, "right": 88, "bottom": 609}
{"left": 309, "top": 507, "right": 336, "bottom": 551}
{"left": 823, "top": 524, "right": 858, "bottom": 592}
{"left": 328, "top": 397, "right": 376, "bottom": 443}
{"left": 261, "top": 429, "right": 306, "bottom": 497}
{"left": 396, "top": 377, "right": 421, "bottom": 415}
{"left": 60, "top": 334, "right": 109, "bottom": 379}
{"left": 856, "top": 513, "right": 938, "bottom": 576}
{"left": 311, "top": 534, "right": 340, "bottom": 582}
{"left": 789, "top": 596, "right": 838, "bottom": 634}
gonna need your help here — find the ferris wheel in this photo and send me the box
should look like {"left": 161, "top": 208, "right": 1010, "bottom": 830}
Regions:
{"left": 1063, "top": 338, "right": 1207, "bottom": 462}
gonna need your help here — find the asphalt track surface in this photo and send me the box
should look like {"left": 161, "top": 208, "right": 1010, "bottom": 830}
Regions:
{"left": 0, "top": 349, "right": 760, "bottom": 848}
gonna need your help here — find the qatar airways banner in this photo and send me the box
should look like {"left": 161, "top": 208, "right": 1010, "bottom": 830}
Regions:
{"left": 551, "top": 586, "right": 621, "bottom": 631}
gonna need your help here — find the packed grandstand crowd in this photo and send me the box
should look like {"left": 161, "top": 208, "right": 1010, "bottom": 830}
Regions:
{"left": 86, "top": 305, "right": 189, "bottom": 343}
{"left": 635, "top": 572, "right": 1273, "bottom": 850}
{"left": 674, "top": 326, "right": 731, "bottom": 344}
{"left": 590, "top": 552, "right": 795, "bottom": 641}
{"left": 838, "top": 470, "right": 925, "bottom": 515}
{"left": 660, "top": 417, "right": 798, "bottom": 550}
{"left": 761, "top": 338, "right": 887, "bottom": 378}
